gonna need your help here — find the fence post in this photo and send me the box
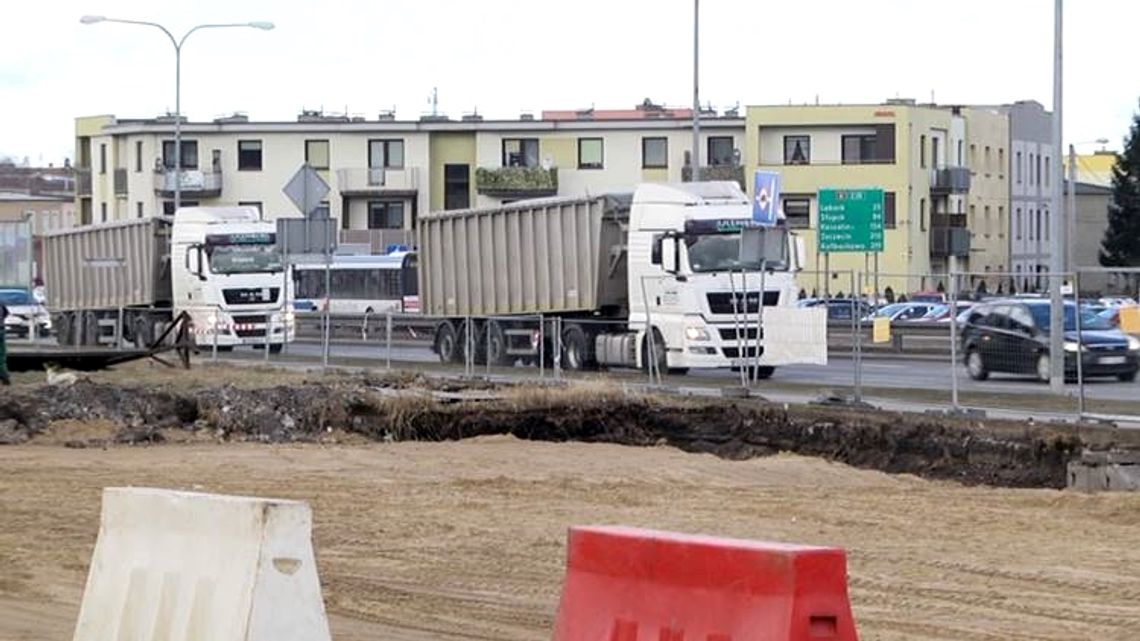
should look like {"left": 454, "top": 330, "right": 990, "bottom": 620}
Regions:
{"left": 212, "top": 309, "right": 218, "bottom": 361}
{"left": 554, "top": 317, "right": 563, "bottom": 381}
{"left": 385, "top": 312, "right": 392, "bottom": 371}
{"left": 486, "top": 317, "right": 493, "bottom": 377}
{"left": 116, "top": 307, "right": 124, "bottom": 349}
{"left": 264, "top": 313, "right": 271, "bottom": 362}
{"left": 853, "top": 271, "right": 862, "bottom": 403}
{"left": 1074, "top": 270, "right": 1085, "bottom": 419}
{"left": 538, "top": 314, "right": 545, "bottom": 380}
{"left": 949, "top": 261, "right": 960, "bottom": 411}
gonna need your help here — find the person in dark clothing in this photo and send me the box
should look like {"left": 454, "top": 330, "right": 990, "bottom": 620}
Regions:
{"left": 0, "top": 303, "right": 9, "bottom": 385}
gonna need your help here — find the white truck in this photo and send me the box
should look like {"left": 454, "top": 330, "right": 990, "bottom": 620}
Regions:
{"left": 417, "top": 181, "right": 826, "bottom": 375}
{"left": 42, "top": 206, "right": 294, "bottom": 351}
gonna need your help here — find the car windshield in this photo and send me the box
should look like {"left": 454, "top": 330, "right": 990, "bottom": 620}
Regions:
{"left": 872, "top": 303, "right": 907, "bottom": 317}
{"left": 685, "top": 231, "right": 788, "bottom": 273}
{"left": 924, "top": 304, "right": 949, "bottom": 317}
{"left": 0, "top": 289, "right": 32, "bottom": 305}
{"left": 208, "top": 244, "right": 283, "bottom": 275}
{"left": 1026, "top": 304, "right": 1114, "bottom": 332}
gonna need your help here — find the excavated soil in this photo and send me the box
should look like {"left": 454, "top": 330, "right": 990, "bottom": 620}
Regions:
{"left": 0, "top": 373, "right": 1104, "bottom": 488}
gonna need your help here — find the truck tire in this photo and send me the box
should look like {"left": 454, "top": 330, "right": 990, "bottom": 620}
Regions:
{"left": 131, "top": 313, "right": 154, "bottom": 349}
{"left": 484, "top": 320, "right": 510, "bottom": 367}
{"left": 560, "top": 323, "right": 592, "bottom": 371}
{"left": 54, "top": 313, "right": 73, "bottom": 346}
{"left": 435, "top": 321, "right": 461, "bottom": 363}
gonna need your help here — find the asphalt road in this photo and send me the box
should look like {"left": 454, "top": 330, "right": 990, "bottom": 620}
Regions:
{"left": 253, "top": 339, "right": 1140, "bottom": 403}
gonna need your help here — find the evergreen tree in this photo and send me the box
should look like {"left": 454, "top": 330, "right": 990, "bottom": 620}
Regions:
{"left": 1100, "top": 104, "right": 1140, "bottom": 268}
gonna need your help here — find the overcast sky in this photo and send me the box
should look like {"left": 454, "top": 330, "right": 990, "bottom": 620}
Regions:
{"left": 1, "top": 0, "right": 1135, "bottom": 165}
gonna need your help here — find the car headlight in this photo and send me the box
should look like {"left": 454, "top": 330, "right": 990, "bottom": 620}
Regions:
{"left": 1128, "top": 336, "right": 1140, "bottom": 351}
{"left": 1063, "top": 341, "right": 1082, "bottom": 353}
{"left": 684, "top": 326, "right": 710, "bottom": 341}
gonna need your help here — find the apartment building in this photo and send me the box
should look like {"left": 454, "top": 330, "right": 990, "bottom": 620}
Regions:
{"left": 1002, "top": 100, "right": 1055, "bottom": 291}
{"left": 74, "top": 105, "right": 744, "bottom": 251}
{"left": 747, "top": 100, "right": 976, "bottom": 296}
{"left": 962, "top": 106, "right": 1011, "bottom": 289}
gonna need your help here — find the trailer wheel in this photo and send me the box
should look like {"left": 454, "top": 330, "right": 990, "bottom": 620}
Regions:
{"left": 435, "top": 321, "right": 462, "bottom": 363}
{"left": 80, "top": 311, "right": 100, "bottom": 346}
{"left": 54, "top": 313, "right": 73, "bottom": 346}
{"left": 131, "top": 313, "right": 154, "bottom": 349}
{"left": 560, "top": 323, "right": 592, "bottom": 371}
{"left": 484, "top": 320, "right": 511, "bottom": 367}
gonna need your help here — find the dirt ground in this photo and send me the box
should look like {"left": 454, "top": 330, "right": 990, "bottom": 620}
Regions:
{"left": 1, "top": 437, "right": 1138, "bottom": 641}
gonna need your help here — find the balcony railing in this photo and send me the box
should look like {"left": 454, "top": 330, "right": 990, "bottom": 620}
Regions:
{"left": 930, "top": 225, "right": 971, "bottom": 258}
{"left": 930, "top": 166, "right": 971, "bottom": 194}
{"left": 681, "top": 164, "right": 746, "bottom": 189}
{"left": 339, "top": 228, "right": 416, "bottom": 254}
{"left": 77, "top": 169, "right": 92, "bottom": 196}
{"left": 113, "top": 168, "right": 128, "bottom": 196}
{"left": 336, "top": 167, "right": 420, "bottom": 194}
{"left": 153, "top": 169, "right": 223, "bottom": 198}
{"left": 475, "top": 167, "right": 558, "bottom": 198}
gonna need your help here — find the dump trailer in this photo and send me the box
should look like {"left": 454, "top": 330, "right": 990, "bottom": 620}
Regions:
{"left": 417, "top": 181, "right": 826, "bottom": 374}
{"left": 43, "top": 207, "right": 294, "bottom": 349}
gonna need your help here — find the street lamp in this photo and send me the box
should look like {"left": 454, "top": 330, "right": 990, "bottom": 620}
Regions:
{"left": 80, "top": 15, "right": 274, "bottom": 211}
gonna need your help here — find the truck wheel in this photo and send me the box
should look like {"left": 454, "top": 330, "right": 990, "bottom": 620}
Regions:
{"left": 485, "top": 320, "right": 510, "bottom": 366}
{"left": 54, "top": 313, "right": 73, "bottom": 346}
{"left": 435, "top": 321, "right": 461, "bottom": 363}
{"left": 560, "top": 324, "right": 592, "bottom": 371}
{"left": 132, "top": 314, "right": 154, "bottom": 349}
{"left": 269, "top": 343, "right": 283, "bottom": 355}
{"left": 642, "top": 328, "right": 668, "bottom": 376}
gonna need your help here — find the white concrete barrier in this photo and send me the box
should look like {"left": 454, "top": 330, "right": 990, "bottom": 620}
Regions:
{"left": 72, "top": 487, "right": 332, "bottom": 641}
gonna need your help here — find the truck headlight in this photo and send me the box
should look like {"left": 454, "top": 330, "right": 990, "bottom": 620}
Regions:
{"left": 207, "top": 313, "right": 218, "bottom": 327}
{"left": 684, "top": 326, "right": 710, "bottom": 341}
{"left": 1063, "top": 341, "right": 1082, "bottom": 353}
{"left": 1128, "top": 336, "right": 1140, "bottom": 351}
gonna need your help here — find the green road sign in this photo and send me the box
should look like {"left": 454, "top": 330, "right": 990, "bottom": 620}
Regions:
{"left": 817, "top": 188, "right": 884, "bottom": 253}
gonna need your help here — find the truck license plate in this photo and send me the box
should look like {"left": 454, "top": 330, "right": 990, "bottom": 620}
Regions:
{"left": 1099, "top": 356, "right": 1126, "bottom": 365}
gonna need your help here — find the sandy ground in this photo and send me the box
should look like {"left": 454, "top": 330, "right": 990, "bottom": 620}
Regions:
{"left": 1, "top": 436, "right": 1139, "bottom": 641}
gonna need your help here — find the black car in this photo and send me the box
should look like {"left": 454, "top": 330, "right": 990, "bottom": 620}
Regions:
{"left": 960, "top": 300, "right": 1140, "bottom": 382}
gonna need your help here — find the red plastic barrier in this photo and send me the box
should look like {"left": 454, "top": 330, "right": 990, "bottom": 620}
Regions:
{"left": 551, "top": 526, "right": 858, "bottom": 641}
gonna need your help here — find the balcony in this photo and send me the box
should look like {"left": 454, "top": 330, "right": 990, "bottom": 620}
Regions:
{"left": 77, "top": 169, "right": 92, "bottom": 196}
{"left": 930, "top": 166, "right": 971, "bottom": 194}
{"left": 930, "top": 224, "right": 971, "bottom": 258}
{"left": 682, "top": 164, "right": 746, "bottom": 189}
{"left": 153, "top": 169, "right": 223, "bottom": 198}
{"left": 340, "top": 228, "right": 416, "bottom": 254}
{"left": 337, "top": 167, "right": 420, "bottom": 196}
{"left": 113, "top": 168, "right": 128, "bottom": 196}
{"left": 475, "top": 167, "right": 558, "bottom": 199}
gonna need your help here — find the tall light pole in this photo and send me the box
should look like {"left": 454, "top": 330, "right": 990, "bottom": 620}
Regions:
{"left": 691, "top": 0, "right": 700, "bottom": 182}
{"left": 80, "top": 16, "right": 274, "bottom": 211}
{"left": 1048, "top": 0, "right": 1064, "bottom": 392}
{"left": 1066, "top": 138, "right": 1109, "bottom": 271}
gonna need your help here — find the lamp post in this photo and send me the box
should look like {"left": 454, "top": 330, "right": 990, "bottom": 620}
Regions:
{"left": 80, "top": 16, "right": 274, "bottom": 211}
{"left": 1065, "top": 138, "right": 1109, "bottom": 272}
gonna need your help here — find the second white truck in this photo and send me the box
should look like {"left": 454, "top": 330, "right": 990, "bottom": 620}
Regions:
{"left": 417, "top": 181, "right": 826, "bottom": 375}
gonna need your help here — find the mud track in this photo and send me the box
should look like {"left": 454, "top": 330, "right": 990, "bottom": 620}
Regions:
{"left": 0, "top": 375, "right": 1114, "bottom": 488}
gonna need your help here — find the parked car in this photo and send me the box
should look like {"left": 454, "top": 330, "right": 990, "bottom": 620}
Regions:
{"left": 863, "top": 302, "right": 938, "bottom": 323}
{"left": 960, "top": 300, "right": 1140, "bottom": 382}
{"left": 799, "top": 298, "right": 872, "bottom": 321}
{"left": 0, "top": 288, "right": 52, "bottom": 338}
{"left": 1099, "top": 305, "right": 1140, "bottom": 334}
{"left": 909, "top": 291, "right": 947, "bottom": 303}
{"left": 919, "top": 301, "right": 977, "bottom": 323}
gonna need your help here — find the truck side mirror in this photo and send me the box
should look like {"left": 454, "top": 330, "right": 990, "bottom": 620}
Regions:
{"left": 185, "top": 245, "right": 207, "bottom": 281}
{"left": 660, "top": 236, "right": 679, "bottom": 275}
{"left": 793, "top": 235, "right": 807, "bottom": 272}
{"left": 651, "top": 234, "right": 663, "bottom": 265}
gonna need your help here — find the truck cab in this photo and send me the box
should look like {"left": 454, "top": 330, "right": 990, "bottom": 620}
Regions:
{"left": 623, "top": 182, "right": 822, "bottom": 373}
{"left": 172, "top": 207, "right": 294, "bottom": 350}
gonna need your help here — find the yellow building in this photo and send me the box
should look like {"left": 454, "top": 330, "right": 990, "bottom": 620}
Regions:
{"left": 962, "top": 106, "right": 1011, "bottom": 290}
{"left": 1063, "top": 150, "right": 1115, "bottom": 187}
{"left": 747, "top": 100, "right": 983, "bottom": 297}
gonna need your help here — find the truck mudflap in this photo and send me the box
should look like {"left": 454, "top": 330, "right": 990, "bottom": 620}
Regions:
{"left": 758, "top": 307, "right": 828, "bottom": 366}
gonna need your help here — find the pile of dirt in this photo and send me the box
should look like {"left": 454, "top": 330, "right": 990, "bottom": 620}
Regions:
{"left": 0, "top": 376, "right": 1092, "bottom": 487}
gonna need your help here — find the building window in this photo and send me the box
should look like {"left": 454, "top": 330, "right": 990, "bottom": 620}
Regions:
{"left": 782, "top": 196, "right": 810, "bottom": 228}
{"left": 100, "top": 202, "right": 107, "bottom": 222}
{"left": 920, "top": 198, "right": 926, "bottom": 231}
{"left": 99, "top": 144, "right": 107, "bottom": 174}
{"left": 1016, "top": 207, "right": 1022, "bottom": 240}
{"left": 370, "top": 139, "right": 405, "bottom": 169}
{"left": 841, "top": 135, "right": 879, "bottom": 164}
{"left": 920, "top": 135, "right": 926, "bottom": 168}
{"left": 707, "top": 136, "right": 735, "bottom": 166}
{"left": 237, "top": 140, "right": 263, "bottom": 171}
{"left": 642, "top": 137, "right": 668, "bottom": 169}
{"left": 1036, "top": 154, "right": 1042, "bottom": 186}
{"left": 135, "top": 141, "right": 143, "bottom": 172}
{"left": 238, "top": 201, "right": 263, "bottom": 215}
{"left": 162, "top": 140, "right": 198, "bottom": 169}
{"left": 1044, "top": 157, "right": 1050, "bottom": 187}
{"left": 956, "top": 140, "right": 963, "bottom": 166}
{"left": 1016, "top": 151, "right": 1022, "bottom": 183}
{"left": 1028, "top": 153, "right": 1035, "bottom": 185}
{"left": 136, "top": 202, "right": 144, "bottom": 218}
{"left": 368, "top": 201, "right": 405, "bottom": 229}
{"left": 969, "top": 144, "right": 977, "bottom": 169}
{"left": 969, "top": 204, "right": 976, "bottom": 228}
{"left": 502, "top": 138, "right": 539, "bottom": 168}
{"left": 305, "top": 139, "right": 330, "bottom": 170}
{"left": 783, "top": 136, "right": 810, "bottom": 165}
{"left": 1043, "top": 210, "right": 1049, "bottom": 241}
{"left": 578, "top": 138, "right": 604, "bottom": 169}
{"left": 998, "top": 148, "right": 1005, "bottom": 176}
{"left": 444, "top": 164, "right": 470, "bottom": 210}
{"left": 884, "top": 192, "right": 897, "bottom": 229}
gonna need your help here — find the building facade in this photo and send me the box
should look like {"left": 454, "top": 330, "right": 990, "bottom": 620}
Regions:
{"left": 962, "top": 106, "right": 1011, "bottom": 290}
{"left": 74, "top": 107, "right": 744, "bottom": 251}
{"left": 1003, "top": 100, "right": 1055, "bottom": 292}
{"left": 746, "top": 100, "right": 977, "bottom": 296}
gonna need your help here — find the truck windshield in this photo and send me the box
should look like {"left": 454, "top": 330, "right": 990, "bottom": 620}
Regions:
{"left": 208, "top": 244, "right": 282, "bottom": 275}
{"left": 685, "top": 233, "right": 788, "bottom": 273}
